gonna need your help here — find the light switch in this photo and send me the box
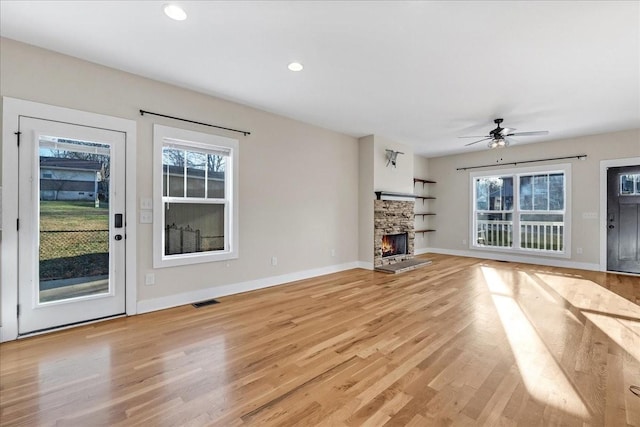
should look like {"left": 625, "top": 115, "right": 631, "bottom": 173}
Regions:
{"left": 140, "top": 198, "right": 153, "bottom": 210}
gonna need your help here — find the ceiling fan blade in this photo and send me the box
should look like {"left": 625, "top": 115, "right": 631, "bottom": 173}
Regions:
{"left": 506, "top": 130, "right": 549, "bottom": 137}
{"left": 499, "top": 127, "right": 516, "bottom": 135}
{"left": 458, "top": 135, "right": 490, "bottom": 139}
{"left": 464, "top": 137, "right": 491, "bottom": 146}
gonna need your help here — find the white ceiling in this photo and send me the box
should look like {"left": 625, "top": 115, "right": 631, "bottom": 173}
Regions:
{"left": 1, "top": 1, "right": 638, "bottom": 157}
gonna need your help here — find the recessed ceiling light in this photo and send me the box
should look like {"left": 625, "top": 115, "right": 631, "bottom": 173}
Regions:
{"left": 288, "top": 62, "right": 303, "bottom": 72}
{"left": 164, "top": 4, "right": 187, "bottom": 21}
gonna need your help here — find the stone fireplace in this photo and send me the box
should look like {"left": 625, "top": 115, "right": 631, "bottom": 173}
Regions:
{"left": 374, "top": 199, "right": 415, "bottom": 267}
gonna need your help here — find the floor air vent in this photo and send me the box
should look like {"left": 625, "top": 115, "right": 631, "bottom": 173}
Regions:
{"left": 192, "top": 299, "right": 220, "bottom": 308}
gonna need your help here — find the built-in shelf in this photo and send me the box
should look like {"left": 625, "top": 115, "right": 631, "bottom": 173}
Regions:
{"left": 414, "top": 179, "right": 436, "bottom": 191}
{"left": 414, "top": 178, "right": 435, "bottom": 234}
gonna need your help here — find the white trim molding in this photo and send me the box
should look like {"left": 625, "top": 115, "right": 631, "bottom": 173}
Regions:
{"left": 468, "top": 163, "right": 572, "bottom": 259}
{"left": 1, "top": 97, "right": 137, "bottom": 342}
{"left": 153, "top": 124, "right": 239, "bottom": 268}
{"left": 419, "top": 247, "right": 600, "bottom": 271}
{"left": 357, "top": 261, "right": 374, "bottom": 270}
{"left": 137, "top": 261, "right": 362, "bottom": 314}
{"left": 599, "top": 157, "right": 640, "bottom": 272}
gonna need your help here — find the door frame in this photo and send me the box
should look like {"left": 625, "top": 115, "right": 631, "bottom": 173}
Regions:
{"left": 599, "top": 156, "right": 640, "bottom": 273}
{"left": 1, "top": 97, "right": 137, "bottom": 342}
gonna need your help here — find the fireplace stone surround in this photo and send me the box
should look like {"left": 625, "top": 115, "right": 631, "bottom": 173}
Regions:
{"left": 374, "top": 199, "right": 415, "bottom": 267}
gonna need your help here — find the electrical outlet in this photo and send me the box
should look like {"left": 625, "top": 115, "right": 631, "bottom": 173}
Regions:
{"left": 462, "top": 239, "right": 467, "bottom": 245}
{"left": 271, "top": 256, "right": 278, "bottom": 266}
{"left": 576, "top": 247, "right": 583, "bottom": 254}
{"left": 331, "top": 248, "right": 336, "bottom": 257}
{"left": 145, "top": 273, "right": 155, "bottom": 286}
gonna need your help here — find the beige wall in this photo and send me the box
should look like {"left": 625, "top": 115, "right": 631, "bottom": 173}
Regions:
{"left": 358, "top": 136, "right": 375, "bottom": 265}
{"left": 373, "top": 136, "right": 414, "bottom": 194}
{"left": 358, "top": 135, "right": 414, "bottom": 266}
{"left": 423, "top": 129, "right": 640, "bottom": 265}
{"left": 0, "top": 38, "right": 359, "bottom": 304}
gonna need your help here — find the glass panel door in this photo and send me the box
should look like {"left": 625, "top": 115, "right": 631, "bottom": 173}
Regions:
{"left": 38, "top": 138, "right": 111, "bottom": 303}
{"left": 18, "top": 117, "right": 126, "bottom": 334}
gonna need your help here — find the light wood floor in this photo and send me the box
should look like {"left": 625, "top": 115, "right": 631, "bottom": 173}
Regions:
{"left": 1, "top": 254, "right": 639, "bottom": 426}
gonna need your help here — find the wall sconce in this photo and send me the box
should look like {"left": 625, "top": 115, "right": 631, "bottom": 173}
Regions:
{"left": 385, "top": 149, "right": 404, "bottom": 167}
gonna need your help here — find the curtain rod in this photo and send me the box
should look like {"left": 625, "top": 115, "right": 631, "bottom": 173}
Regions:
{"left": 456, "top": 154, "right": 587, "bottom": 171}
{"left": 139, "top": 110, "right": 251, "bottom": 136}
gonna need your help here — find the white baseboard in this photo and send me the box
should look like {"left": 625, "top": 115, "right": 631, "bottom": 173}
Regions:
{"left": 356, "top": 261, "right": 374, "bottom": 270}
{"left": 137, "top": 261, "right": 362, "bottom": 314}
{"left": 421, "top": 247, "right": 601, "bottom": 271}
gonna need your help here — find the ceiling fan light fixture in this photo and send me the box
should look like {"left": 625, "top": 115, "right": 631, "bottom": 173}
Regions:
{"left": 164, "top": 4, "right": 187, "bottom": 21}
{"left": 488, "top": 138, "right": 508, "bottom": 149}
{"left": 288, "top": 62, "right": 304, "bottom": 72}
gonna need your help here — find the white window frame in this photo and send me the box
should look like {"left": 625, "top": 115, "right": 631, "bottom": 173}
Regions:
{"left": 153, "top": 124, "right": 239, "bottom": 268}
{"left": 469, "top": 163, "right": 571, "bottom": 258}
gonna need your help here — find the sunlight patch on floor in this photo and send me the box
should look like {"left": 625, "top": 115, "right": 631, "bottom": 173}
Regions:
{"left": 534, "top": 273, "right": 640, "bottom": 362}
{"left": 534, "top": 273, "right": 640, "bottom": 320}
{"left": 582, "top": 312, "right": 640, "bottom": 362}
{"left": 481, "top": 267, "right": 591, "bottom": 420}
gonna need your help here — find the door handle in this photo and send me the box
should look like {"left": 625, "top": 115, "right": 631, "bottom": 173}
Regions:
{"left": 115, "top": 234, "right": 123, "bottom": 241}
{"left": 608, "top": 224, "right": 615, "bottom": 230}
{"left": 115, "top": 213, "right": 123, "bottom": 228}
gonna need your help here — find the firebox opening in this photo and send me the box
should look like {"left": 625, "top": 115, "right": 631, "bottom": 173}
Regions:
{"left": 381, "top": 233, "right": 408, "bottom": 258}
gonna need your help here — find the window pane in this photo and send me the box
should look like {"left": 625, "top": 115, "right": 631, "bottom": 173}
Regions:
{"left": 476, "top": 212, "right": 513, "bottom": 248}
{"left": 163, "top": 148, "right": 185, "bottom": 197}
{"left": 549, "top": 173, "right": 564, "bottom": 210}
{"left": 164, "top": 203, "right": 225, "bottom": 255}
{"left": 502, "top": 177, "right": 514, "bottom": 210}
{"left": 488, "top": 179, "right": 502, "bottom": 210}
{"left": 533, "top": 174, "right": 548, "bottom": 211}
{"left": 186, "top": 151, "right": 206, "bottom": 198}
{"left": 620, "top": 174, "right": 639, "bottom": 195}
{"left": 207, "top": 154, "right": 226, "bottom": 199}
{"left": 475, "top": 179, "right": 488, "bottom": 211}
{"left": 519, "top": 176, "right": 532, "bottom": 210}
{"left": 476, "top": 177, "right": 512, "bottom": 211}
{"left": 520, "top": 213, "right": 564, "bottom": 251}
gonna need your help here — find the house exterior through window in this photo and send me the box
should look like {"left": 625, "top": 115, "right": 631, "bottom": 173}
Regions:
{"left": 471, "top": 164, "right": 571, "bottom": 257}
{"left": 153, "top": 125, "right": 239, "bottom": 268}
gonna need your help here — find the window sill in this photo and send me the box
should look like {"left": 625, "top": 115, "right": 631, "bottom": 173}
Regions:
{"left": 470, "top": 244, "right": 570, "bottom": 259}
{"left": 154, "top": 250, "right": 238, "bottom": 269}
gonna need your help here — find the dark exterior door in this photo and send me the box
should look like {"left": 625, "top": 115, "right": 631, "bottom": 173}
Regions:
{"left": 607, "top": 165, "right": 640, "bottom": 273}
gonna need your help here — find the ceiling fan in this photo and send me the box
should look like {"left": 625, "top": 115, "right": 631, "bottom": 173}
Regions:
{"left": 459, "top": 118, "right": 549, "bottom": 148}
